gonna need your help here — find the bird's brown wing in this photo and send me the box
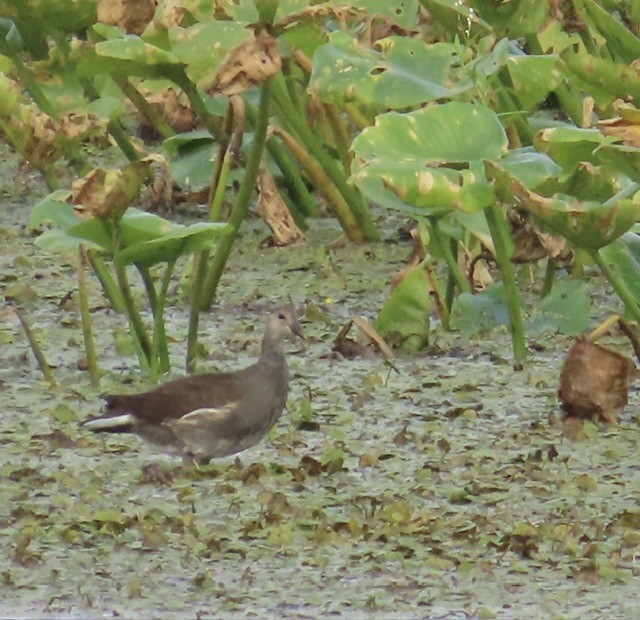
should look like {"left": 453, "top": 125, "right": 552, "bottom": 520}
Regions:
{"left": 103, "top": 370, "right": 249, "bottom": 423}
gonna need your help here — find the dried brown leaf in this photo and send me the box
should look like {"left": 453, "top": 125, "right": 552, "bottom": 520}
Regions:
{"left": 558, "top": 338, "right": 637, "bottom": 423}
{"left": 257, "top": 169, "right": 305, "bottom": 246}
{"left": 97, "top": 0, "right": 156, "bottom": 35}
{"left": 210, "top": 29, "right": 281, "bottom": 96}
{"left": 509, "top": 208, "right": 572, "bottom": 265}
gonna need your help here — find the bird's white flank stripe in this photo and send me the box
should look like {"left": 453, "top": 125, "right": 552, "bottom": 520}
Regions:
{"left": 83, "top": 414, "right": 135, "bottom": 431}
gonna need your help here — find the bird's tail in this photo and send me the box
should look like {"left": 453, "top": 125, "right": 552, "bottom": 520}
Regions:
{"left": 82, "top": 413, "right": 136, "bottom": 432}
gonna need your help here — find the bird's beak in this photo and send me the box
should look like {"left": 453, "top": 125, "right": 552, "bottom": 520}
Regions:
{"left": 291, "top": 320, "right": 305, "bottom": 340}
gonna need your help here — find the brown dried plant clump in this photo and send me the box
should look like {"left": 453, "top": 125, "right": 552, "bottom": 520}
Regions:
{"left": 97, "top": 0, "right": 157, "bottom": 35}
{"left": 558, "top": 334, "right": 638, "bottom": 439}
{"left": 256, "top": 169, "right": 305, "bottom": 247}
{"left": 209, "top": 29, "right": 281, "bottom": 96}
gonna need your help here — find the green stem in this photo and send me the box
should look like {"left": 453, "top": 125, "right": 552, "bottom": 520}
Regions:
{"left": 150, "top": 261, "right": 175, "bottom": 378}
{"left": 113, "top": 75, "right": 175, "bottom": 140}
{"left": 201, "top": 79, "right": 273, "bottom": 309}
{"left": 78, "top": 246, "right": 100, "bottom": 387}
{"left": 7, "top": 51, "right": 57, "bottom": 118}
{"left": 78, "top": 77, "right": 139, "bottom": 162}
{"left": 186, "top": 252, "right": 208, "bottom": 373}
{"left": 270, "top": 73, "right": 379, "bottom": 241}
{"left": 424, "top": 259, "right": 450, "bottom": 330}
{"left": 246, "top": 103, "right": 318, "bottom": 218}
{"left": 209, "top": 141, "right": 238, "bottom": 221}
{"left": 137, "top": 265, "right": 169, "bottom": 375}
{"left": 594, "top": 251, "right": 640, "bottom": 326}
{"left": 493, "top": 84, "right": 533, "bottom": 145}
{"left": 138, "top": 266, "right": 159, "bottom": 313}
{"left": 13, "top": 307, "right": 55, "bottom": 386}
{"left": 106, "top": 119, "right": 140, "bottom": 162}
{"left": 430, "top": 219, "right": 470, "bottom": 294}
{"left": 484, "top": 205, "right": 527, "bottom": 364}
{"left": 274, "top": 126, "right": 363, "bottom": 240}
{"left": 540, "top": 259, "right": 556, "bottom": 298}
{"left": 267, "top": 136, "right": 317, "bottom": 220}
{"left": 40, "top": 166, "right": 59, "bottom": 192}
{"left": 445, "top": 238, "right": 458, "bottom": 314}
{"left": 114, "top": 261, "right": 152, "bottom": 372}
{"left": 86, "top": 249, "right": 126, "bottom": 313}
{"left": 324, "top": 103, "right": 353, "bottom": 174}
{"left": 170, "top": 68, "right": 227, "bottom": 143}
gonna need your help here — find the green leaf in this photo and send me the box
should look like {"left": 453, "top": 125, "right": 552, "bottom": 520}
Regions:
{"left": 533, "top": 126, "right": 616, "bottom": 172}
{"left": 580, "top": 0, "right": 640, "bottom": 64}
{"left": 75, "top": 34, "right": 181, "bottom": 80}
{"left": 525, "top": 194, "right": 640, "bottom": 251}
{"left": 599, "top": 233, "right": 640, "bottom": 310}
{"left": 526, "top": 279, "right": 591, "bottom": 335}
{"left": 373, "top": 265, "right": 432, "bottom": 350}
{"left": 499, "top": 147, "right": 562, "bottom": 190}
{"left": 352, "top": 103, "right": 506, "bottom": 215}
{"left": 0, "top": 72, "right": 20, "bottom": 116}
{"left": 506, "top": 55, "right": 563, "bottom": 109}
{"left": 168, "top": 21, "right": 249, "bottom": 89}
{"left": 594, "top": 144, "right": 640, "bottom": 185}
{"left": 349, "top": 0, "right": 420, "bottom": 28}
{"left": 488, "top": 162, "right": 640, "bottom": 250}
{"left": 354, "top": 102, "right": 508, "bottom": 164}
{"left": 469, "top": 0, "right": 548, "bottom": 37}
{"left": 451, "top": 283, "right": 509, "bottom": 334}
{"left": 355, "top": 162, "right": 495, "bottom": 216}
{"left": 310, "top": 32, "right": 469, "bottom": 108}
{"left": 92, "top": 509, "right": 125, "bottom": 524}
{"left": 114, "top": 221, "right": 231, "bottom": 268}
{"left": 29, "top": 190, "right": 76, "bottom": 231}
{"left": 164, "top": 131, "right": 216, "bottom": 189}
{"left": 563, "top": 48, "right": 640, "bottom": 105}
{"left": 96, "top": 37, "right": 180, "bottom": 65}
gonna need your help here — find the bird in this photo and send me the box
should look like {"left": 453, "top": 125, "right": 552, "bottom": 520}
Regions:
{"left": 82, "top": 307, "right": 304, "bottom": 464}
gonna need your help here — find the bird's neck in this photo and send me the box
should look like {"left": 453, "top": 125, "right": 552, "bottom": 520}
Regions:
{"left": 259, "top": 336, "right": 285, "bottom": 365}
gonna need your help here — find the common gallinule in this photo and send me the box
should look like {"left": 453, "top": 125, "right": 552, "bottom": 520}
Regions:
{"left": 82, "top": 307, "right": 304, "bottom": 463}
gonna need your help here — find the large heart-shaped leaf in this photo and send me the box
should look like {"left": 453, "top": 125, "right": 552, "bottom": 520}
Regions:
{"left": 310, "top": 32, "right": 469, "bottom": 108}
{"left": 115, "top": 221, "right": 231, "bottom": 268}
{"left": 488, "top": 162, "right": 640, "bottom": 250}
{"left": 533, "top": 126, "right": 616, "bottom": 172}
{"left": 353, "top": 102, "right": 508, "bottom": 164}
{"left": 352, "top": 103, "right": 506, "bottom": 214}
{"left": 168, "top": 21, "right": 249, "bottom": 89}
{"left": 525, "top": 279, "right": 591, "bottom": 335}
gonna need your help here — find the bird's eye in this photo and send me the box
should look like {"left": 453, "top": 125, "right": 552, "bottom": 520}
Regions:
{"left": 278, "top": 312, "right": 286, "bottom": 321}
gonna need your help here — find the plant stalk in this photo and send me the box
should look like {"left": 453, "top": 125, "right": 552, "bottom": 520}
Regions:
{"left": 201, "top": 79, "right": 273, "bottom": 309}
{"left": 273, "top": 126, "right": 363, "bottom": 241}
{"left": 484, "top": 205, "right": 527, "bottom": 364}
{"left": 78, "top": 246, "right": 100, "bottom": 387}
{"left": 13, "top": 307, "right": 55, "bottom": 386}
{"left": 430, "top": 219, "right": 470, "bottom": 294}
{"left": 270, "top": 73, "right": 378, "bottom": 241}
{"left": 594, "top": 251, "right": 640, "bottom": 326}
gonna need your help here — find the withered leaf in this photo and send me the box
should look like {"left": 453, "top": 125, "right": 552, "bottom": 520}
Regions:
{"left": 97, "top": 0, "right": 156, "bottom": 35}
{"left": 558, "top": 338, "right": 637, "bottom": 424}
{"left": 210, "top": 29, "right": 282, "bottom": 96}
{"left": 72, "top": 160, "right": 150, "bottom": 221}
{"left": 257, "top": 169, "right": 305, "bottom": 246}
{"left": 509, "top": 208, "right": 572, "bottom": 265}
